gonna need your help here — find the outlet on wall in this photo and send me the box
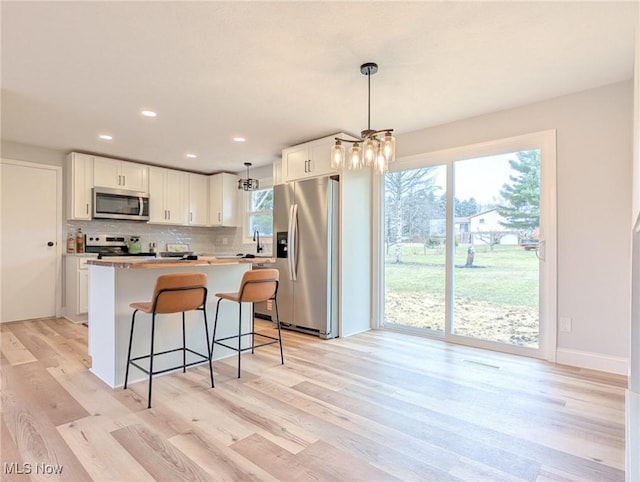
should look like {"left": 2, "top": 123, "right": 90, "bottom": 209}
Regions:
{"left": 559, "top": 316, "right": 572, "bottom": 333}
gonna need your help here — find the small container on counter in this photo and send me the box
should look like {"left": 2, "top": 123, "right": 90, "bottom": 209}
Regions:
{"left": 76, "top": 228, "right": 84, "bottom": 254}
{"left": 67, "top": 231, "right": 76, "bottom": 253}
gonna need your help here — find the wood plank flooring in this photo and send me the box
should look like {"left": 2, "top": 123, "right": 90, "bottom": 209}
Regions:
{"left": 0, "top": 317, "right": 627, "bottom": 481}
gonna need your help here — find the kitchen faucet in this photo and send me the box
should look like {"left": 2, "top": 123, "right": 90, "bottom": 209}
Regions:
{"left": 253, "top": 230, "right": 263, "bottom": 253}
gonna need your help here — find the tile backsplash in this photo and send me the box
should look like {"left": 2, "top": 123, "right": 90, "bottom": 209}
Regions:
{"left": 66, "top": 220, "right": 271, "bottom": 255}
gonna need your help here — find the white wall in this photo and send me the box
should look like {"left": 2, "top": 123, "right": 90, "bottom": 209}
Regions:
{"left": 628, "top": 5, "right": 639, "bottom": 481}
{"left": 397, "top": 80, "right": 633, "bottom": 365}
{"left": 1, "top": 140, "right": 66, "bottom": 167}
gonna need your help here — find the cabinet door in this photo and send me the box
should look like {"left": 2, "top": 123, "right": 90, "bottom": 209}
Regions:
{"left": 93, "top": 157, "right": 120, "bottom": 189}
{"left": 120, "top": 161, "right": 148, "bottom": 192}
{"left": 283, "top": 145, "right": 310, "bottom": 182}
{"left": 208, "top": 174, "right": 223, "bottom": 226}
{"left": 148, "top": 167, "right": 167, "bottom": 223}
{"left": 220, "top": 173, "right": 238, "bottom": 226}
{"left": 308, "top": 137, "right": 338, "bottom": 177}
{"left": 188, "top": 173, "right": 209, "bottom": 226}
{"left": 66, "top": 153, "right": 94, "bottom": 220}
{"left": 165, "top": 169, "right": 188, "bottom": 224}
{"left": 208, "top": 173, "right": 238, "bottom": 227}
{"left": 78, "top": 269, "right": 89, "bottom": 314}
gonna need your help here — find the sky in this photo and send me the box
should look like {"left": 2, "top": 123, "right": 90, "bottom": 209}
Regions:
{"left": 431, "top": 151, "right": 521, "bottom": 205}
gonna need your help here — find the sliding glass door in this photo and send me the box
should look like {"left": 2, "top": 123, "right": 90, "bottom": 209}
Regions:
{"left": 384, "top": 165, "right": 447, "bottom": 335}
{"left": 379, "top": 131, "right": 556, "bottom": 359}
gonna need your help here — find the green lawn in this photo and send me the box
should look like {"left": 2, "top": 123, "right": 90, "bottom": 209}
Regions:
{"left": 385, "top": 243, "right": 539, "bottom": 308}
{"left": 384, "top": 243, "right": 540, "bottom": 346}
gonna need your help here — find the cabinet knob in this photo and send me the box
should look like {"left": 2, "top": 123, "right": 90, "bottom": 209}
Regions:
{"left": 47, "top": 241, "right": 54, "bottom": 247}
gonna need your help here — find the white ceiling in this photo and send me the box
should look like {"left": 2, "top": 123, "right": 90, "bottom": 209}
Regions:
{"left": 1, "top": 1, "right": 636, "bottom": 174}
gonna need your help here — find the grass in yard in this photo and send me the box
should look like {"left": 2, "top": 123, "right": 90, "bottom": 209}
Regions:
{"left": 384, "top": 243, "right": 539, "bottom": 347}
{"left": 385, "top": 243, "right": 539, "bottom": 307}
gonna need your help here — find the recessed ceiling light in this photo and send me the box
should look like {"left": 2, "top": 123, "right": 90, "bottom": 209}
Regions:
{"left": 233, "top": 137, "right": 246, "bottom": 143}
{"left": 141, "top": 110, "right": 157, "bottom": 118}
{"left": 186, "top": 153, "right": 197, "bottom": 159}
{"left": 98, "top": 134, "right": 113, "bottom": 140}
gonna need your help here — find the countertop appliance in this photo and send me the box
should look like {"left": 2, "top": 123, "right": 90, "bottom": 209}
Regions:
{"left": 93, "top": 187, "right": 149, "bottom": 221}
{"left": 273, "top": 177, "right": 338, "bottom": 339}
{"left": 85, "top": 234, "right": 156, "bottom": 259}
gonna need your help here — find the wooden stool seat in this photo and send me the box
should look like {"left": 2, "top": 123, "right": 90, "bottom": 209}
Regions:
{"left": 211, "top": 268, "right": 283, "bottom": 378}
{"left": 124, "top": 272, "right": 214, "bottom": 408}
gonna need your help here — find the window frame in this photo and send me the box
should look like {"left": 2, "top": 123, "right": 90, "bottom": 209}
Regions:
{"left": 242, "top": 178, "right": 274, "bottom": 244}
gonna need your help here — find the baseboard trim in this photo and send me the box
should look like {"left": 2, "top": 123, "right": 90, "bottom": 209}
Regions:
{"left": 555, "top": 348, "right": 628, "bottom": 375}
{"left": 627, "top": 390, "right": 640, "bottom": 482}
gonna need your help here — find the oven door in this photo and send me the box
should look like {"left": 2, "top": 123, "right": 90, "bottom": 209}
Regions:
{"left": 93, "top": 188, "right": 149, "bottom": 221}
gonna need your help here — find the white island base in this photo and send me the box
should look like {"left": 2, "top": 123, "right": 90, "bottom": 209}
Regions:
{"left": 88, "top": 261, "right": 258, "bottom": 388}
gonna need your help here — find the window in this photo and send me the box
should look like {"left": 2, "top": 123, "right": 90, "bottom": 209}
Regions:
{"left": 246, "top": 187, "right": 273, "bottom": 237}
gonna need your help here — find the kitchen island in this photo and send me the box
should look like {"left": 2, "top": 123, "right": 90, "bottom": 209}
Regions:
{"left": 86, "top": 256, "right": 274, "bottom": 388}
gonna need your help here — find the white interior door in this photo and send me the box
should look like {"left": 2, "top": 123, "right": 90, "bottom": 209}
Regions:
{"left": 1, "top": 160, "right": 61, "bottom": 322}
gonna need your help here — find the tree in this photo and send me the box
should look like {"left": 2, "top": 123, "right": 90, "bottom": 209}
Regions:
{"left": 497, "top": 150, "right": 540, "bottom": 237}
{"left": 385, "top": 168, "right": 439, "bottom": 263}
{"left": 455, "top": 197, "right": 480, "bottom": 217}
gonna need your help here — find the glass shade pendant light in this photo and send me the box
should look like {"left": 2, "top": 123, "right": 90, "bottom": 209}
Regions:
{"left": 332, "top": 62, "right": 396, "bottom": 174}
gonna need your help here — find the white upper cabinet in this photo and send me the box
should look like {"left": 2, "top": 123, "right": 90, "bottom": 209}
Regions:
{"left": 209, "top": 173, "right": 238, "bottom": 227}
{"left": 94, "top": 156, "right": 149, "bottom": 192}
{"left": 282, "top": 134, "right": 347, "bottom": 182}
{"left": 148, "top": 167, "right": 188, "bottom": 225}
{"left": 66, "top": 152, "right": 94, "bottom": 220}
{"left": 188, "top": 173, "right": 209, "bottom": 226}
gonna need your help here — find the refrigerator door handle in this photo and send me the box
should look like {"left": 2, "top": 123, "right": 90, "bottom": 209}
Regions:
{"left": 290, "top": 203, "right": 298, "bottom": 281}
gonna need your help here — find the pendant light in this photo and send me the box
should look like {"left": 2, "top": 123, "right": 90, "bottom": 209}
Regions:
{"left": 331, "top": 62, "right": 396, "bottom": 174}
{"left": 238, "top": 162, "right": 259, "bottom": 191}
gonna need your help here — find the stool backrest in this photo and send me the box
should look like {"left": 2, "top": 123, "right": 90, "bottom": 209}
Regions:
{"left": 152, "top": 272, "right": 208, "bottom": 314}
{"left": 238, "top": 269, "right": 279, "bottom": 303}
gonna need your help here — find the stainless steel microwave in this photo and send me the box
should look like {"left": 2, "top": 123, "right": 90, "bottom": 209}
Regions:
{"left": 93, "top": 187, "right": 149, "bottom": 221}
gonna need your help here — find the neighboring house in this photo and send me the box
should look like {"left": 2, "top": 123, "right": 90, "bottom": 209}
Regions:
{"left": 453, "top": 210, "right": 519, "bottom": 245}
{"left": 468, "top": 209, "right": 519, "bottom": 245}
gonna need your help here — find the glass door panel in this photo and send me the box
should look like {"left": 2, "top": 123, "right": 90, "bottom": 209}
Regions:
{"left": 452, "top": 150, "right": 540, "bottom": 348}
{"left": 383, "top": 165, "right": 447, "bottom": 334}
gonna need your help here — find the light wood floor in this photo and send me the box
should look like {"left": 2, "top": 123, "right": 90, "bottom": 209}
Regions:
{"left": 1, "top": 317, "right": 627, "bottom": 481}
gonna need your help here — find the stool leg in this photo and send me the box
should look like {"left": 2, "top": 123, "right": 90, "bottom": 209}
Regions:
{"left": 147, "top": 313, "right": 156, "bottom": 409}
{"left": 251, "top": 303, "right": 255, "bottom": 355}
{"left": 202, "top": 307, "right": 214, "bottom": 388}
{"left": 182, "top": 312, "right": 186, "bottom": 373}
{"left": 237, "top": 302, "right": 242, "bottom": 378}
{"left": 124, "top": 310, "right": 138, "bottom": 389}
{"left": 274, "top": 299, "right": 284, "bottom": 365}
{"left": 211, "top": 298, "right": 223, "bottom": 361}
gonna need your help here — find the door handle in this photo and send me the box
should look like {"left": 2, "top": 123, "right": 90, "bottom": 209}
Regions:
{"left": 290, "top": 204, "right": 298, "bottom": 281}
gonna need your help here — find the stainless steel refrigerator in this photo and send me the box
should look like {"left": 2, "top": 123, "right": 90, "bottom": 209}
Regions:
{"left": 273, "top": 177, "right": 338, "bottom": 339}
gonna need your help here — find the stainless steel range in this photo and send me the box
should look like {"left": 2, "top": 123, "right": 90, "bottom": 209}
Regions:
{"left": 85, "top": 234, "right": 156, "bottom": 259}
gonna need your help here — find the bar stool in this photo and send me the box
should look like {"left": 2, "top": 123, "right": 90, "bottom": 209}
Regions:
{"left": 211, "top": 269, "right": 283, "bottom": 378}
{"left": 124, "top": 272, "right": 214, "bottom": 408}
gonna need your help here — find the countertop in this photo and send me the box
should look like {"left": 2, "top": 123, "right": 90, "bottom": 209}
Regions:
{"left": 86, "top": 256, "right": 275, "bottom": 269}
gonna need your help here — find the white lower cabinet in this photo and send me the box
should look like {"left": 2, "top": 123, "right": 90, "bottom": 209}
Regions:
{"left": 64, "top": 255, "right": 95, "bottom": 322}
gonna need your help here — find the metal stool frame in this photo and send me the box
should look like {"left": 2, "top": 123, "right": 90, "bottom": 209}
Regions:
{"left": 124, "top": 285, "right": 214, "bottom": 408}
{"left": 211, "top": 278, "right": 283, "bottom": 379}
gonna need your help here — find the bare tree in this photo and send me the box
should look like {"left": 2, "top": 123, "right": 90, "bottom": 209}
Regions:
{"left": 385, "top": 168, "right": 438, "bottom": 263}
